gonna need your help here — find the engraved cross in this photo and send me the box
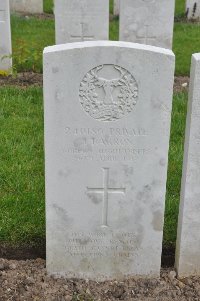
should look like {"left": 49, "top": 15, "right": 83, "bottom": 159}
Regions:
{"left": 136, "top": 25, "right": 156, "bottom": 45}
{"left": 70, "top": 22, "right": 94, "bottom": 41}
{"left": 87, "top": 168, "right": 126, "bottom": 228}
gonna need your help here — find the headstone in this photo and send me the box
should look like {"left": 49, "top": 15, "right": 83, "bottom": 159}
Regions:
{"left": 186, "top": 0, "right": 200, "bottom": 20}
{"left": 44, "top": 41, "right": 175, "bottom": 280}
{"left": 119, "top": 0, "right": 175, "bottom": 49}
{"left": 0, "top": 0, "right": 12, "bottom": 72}
{"left": 10, "top": 0, "right": 43, "bottom": 14}
{"left": 114, "top": 0, "right": 120, "bottom": 16}
{"left": 54, "top": 0, "right": 109, "bottom": 44}
{"left": 175, "top": 53, "right": 200, "bottom": 277}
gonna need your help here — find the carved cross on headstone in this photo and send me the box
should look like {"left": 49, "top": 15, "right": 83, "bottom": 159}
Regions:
{"left": 87, "top": 168, "right": 126, "bottom": 227}
{"left": 136, "top": 25, "right": 156, "bottom": 45}
{"left": 70, "top": 22, "right": 94, "bottom": 41}
{"left": 0, "top": 10, "right": 5, "bottom": 22}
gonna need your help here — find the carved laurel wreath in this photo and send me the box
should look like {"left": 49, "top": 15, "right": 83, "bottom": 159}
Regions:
{"left": 79, "top": 64, "right": 138, "bottom": 122}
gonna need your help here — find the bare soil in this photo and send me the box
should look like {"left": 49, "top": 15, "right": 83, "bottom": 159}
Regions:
{"left": 0, "top": 258, "right": 200, "bottom": 301}
{"left": 174, "top": 76, "right": 189, "bottom": 93}
{"left": 13, "top": 12, "right": 54, "bottom": 20}
{"left": 0, "top": 72, "right": 43, "bottom": 88}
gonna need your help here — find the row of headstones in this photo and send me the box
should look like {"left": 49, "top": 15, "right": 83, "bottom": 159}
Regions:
{"left": 2, "top": 0, "right": 200, "bottom": 72}
{"left": 55, "top": 0, "right": 174, "bottom": 49}
{"left": 0, "top": 0, "right": 175, "bottom": 72}
{"left": 44, "top": 38, "right": 200, "bottom": 279}
{"left": 8, "top": 0, "right": 200, "bottom": 20}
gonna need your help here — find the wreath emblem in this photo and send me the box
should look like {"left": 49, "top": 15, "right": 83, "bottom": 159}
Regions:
{"left": 79, "top": 64, "right": 138, "bottom": 122}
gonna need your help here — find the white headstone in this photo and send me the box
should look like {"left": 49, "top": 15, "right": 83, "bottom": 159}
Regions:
{"left": 186, "top": 0, "right": 200, "bottom": 20}
{"left": 175, "top": 53, "right": 200, "bottom": 277}
{"left": 114, "top": 0, "right": 120, "bottom": 16}
{"left": 44, "top": 41, "right": 175, "bottom": 280}
{"left": 54, "top": 0, "right": 109, "bottom": 44}
{"left": 119, "top": 0, "right": 175, "bottom": 49}
{"left": 10, "top": 0, "right": 43, "bottom": 14}
{"left": 0, "top": 0, "right": 12, "bottom": 72}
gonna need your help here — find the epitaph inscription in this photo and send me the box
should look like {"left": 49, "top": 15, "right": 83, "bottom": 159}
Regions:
{"left": 79, "top": 64, "right": 138, "bottom": 121}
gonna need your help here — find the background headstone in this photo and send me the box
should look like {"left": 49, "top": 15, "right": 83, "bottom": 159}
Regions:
{"left": 186, "top": 0, "right": 200, "bottom": 20}
{"left": 114, "top": 0, "right": 120, "bottom": 16}
{"left": 44, "top": 41, "right": 174, "bottom": 280}
{"left": 54, "top": 0, "right": 109, "bottom": 44}
{"left": 119, "top": 0, "right": 175, "bottom": 49}
{"left": 0, "top": 0, "right": 12, "bottom": 72}
{"left": 10, "top": 0, "right": 43, "bottom": 14}
{"left": 175, "top": 53, "right": 200, "bottom": 277}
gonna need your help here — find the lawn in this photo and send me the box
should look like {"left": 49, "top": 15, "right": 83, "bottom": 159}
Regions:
{"left": 0, "top": 0, "right": 199, "bottom": 249}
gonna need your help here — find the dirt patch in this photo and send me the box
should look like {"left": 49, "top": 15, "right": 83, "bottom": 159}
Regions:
{"left": 0, "top": 258, "right": 200, "bottom": 301}
{"left": 174, "top": 76, "right": 189, "bottom": 93}
{"left": 0, "top": 243, "right": 45, "bottom": 261}
{"left": 12, "top": 12, "right": 54, "bottom": 20}
{"left": 0, "top": 72, "right": 43, "bottom": 87}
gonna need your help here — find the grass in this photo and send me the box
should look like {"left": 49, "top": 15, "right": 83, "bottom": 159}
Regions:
{"left": 164, "top": 92, "right": 188, "bottom": 246}
{"left": 175, "top": 0, "right": 186, "bottom": 18}
{"left": 173, "top": 23, "right": 200, "bottom": 75}
{"left": 0, "top": 87, "right": 45, "bottom": 246}
{"left": 44, "top": 0, "right": 53, "bottom": 14}
{"left": 0, "top": 86, "right": 187, "bottom": 247}
{"left": 11, "top": 15, "right": 55, "bottom": 73}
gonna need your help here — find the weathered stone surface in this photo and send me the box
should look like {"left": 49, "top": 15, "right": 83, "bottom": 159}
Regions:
{"left": 114, "top": 0, "right": 120, "bottom": 16}
{"left": 10, "top": 0, "right": 43, "bottom": 14}
{"left": 186, "top": 0, "right": 200, "bottom": 20}
{"left": 44, "top": 41, "right": 174, "bottom": 280}
{"left": 175, "top": 53, "right": 200, "bottom": 277}
{"left": 119, "top": 0, "right": 175, "bottom": 49}
{"left": 54, "top": 0, "right": 109, "bottom": 44}
{"left": 0, "top": 0, "right": 12, "bottom": 72}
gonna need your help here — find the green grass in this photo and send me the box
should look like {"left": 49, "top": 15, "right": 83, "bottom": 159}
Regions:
{"left": 11, "top": 15, "right": 54, "bottom": 73}
{"left": 0, "top": 86, "right": 187, "bottom": 247}
{"left": 0, "top": 87, "right": 45, "bottom": 246}
{"left": 173, "top": 23, "right": 200, "bottom": 75}
{"left": 175, "top": 0, "right": 186, "bottom": 18}
{"left": 44, "top": 0, "right": 53, "bottom": 14}
{"left": 164, "top": 92, "right": 188, "bottom": 246}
